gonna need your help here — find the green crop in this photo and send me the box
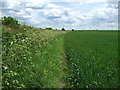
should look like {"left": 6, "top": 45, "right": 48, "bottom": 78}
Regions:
{"left": 64, "top": 31, "right": 118, "bottom": 88}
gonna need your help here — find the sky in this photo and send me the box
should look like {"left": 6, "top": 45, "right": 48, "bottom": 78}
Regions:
{"left": 1, "top": 0, "right": 119, "bottom": 30}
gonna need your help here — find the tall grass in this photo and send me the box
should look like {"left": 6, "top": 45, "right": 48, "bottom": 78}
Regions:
{"left": 2, "top": 25, "right": 66, "bottom": 88}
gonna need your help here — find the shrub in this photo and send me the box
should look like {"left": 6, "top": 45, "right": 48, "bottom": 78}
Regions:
{"left": 61, "top": 28, "right": 65, "bottom": 31}
{"left": 1, "top": 16, "right": 20, "bottom": 28}
{"left": 46, "top": 27, "right": 53, "bottom": 30}
{"left": 72, "top": 29, "right": 74, "bottom": 31}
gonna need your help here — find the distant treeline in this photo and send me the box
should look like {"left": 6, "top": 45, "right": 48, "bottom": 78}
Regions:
{"left": 1, "top": 16, "right": 75, "bottom": 31}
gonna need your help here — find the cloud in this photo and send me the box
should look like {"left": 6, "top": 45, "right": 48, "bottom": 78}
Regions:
{"left": 63, "top": 9, "right": 71, "bottom": 16}
{"left": 1, "top": 0, "right": 118, "bottom": 30}
{"left": 44, "top": 9, "right": 62, "bottom": 19}
{"left": 52, "top": 0, "right": 119, "bottom": 3}
{"left": 25, "top": 2, "right": 47, "bottom": 9}
{"left": 91, "top": 7, "right": 117, "bottom": 23}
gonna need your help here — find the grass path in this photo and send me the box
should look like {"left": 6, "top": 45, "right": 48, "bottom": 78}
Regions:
{"left": 29, "top": 35, "right": 68, "bottom": 88}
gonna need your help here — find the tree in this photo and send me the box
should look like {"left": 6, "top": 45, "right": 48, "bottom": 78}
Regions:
{"left": 1, "top": 16, "right": 20, "bottom": 28}
{"left": 46, "top": 27, "right": 53, "bottom": 30}
{"left": 72, "top": 29, "right": 74, "bottom": 31}
{"left": 61, "top": 28, "right": 65, "bottom": 31}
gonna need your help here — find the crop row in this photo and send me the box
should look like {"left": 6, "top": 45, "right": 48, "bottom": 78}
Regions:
{"left": 64, "top": 31, "right": 118, "bottom": 88}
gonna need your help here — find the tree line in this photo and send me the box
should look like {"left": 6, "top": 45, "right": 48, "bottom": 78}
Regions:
{"left": 1, "top": 16, "right": 75, "bottom": 31}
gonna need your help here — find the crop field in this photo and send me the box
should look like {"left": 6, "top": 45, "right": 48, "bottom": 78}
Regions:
{"left": 64, "top": 31, "right": 118, "bottom": 88}
{"left": 2, "top": 25, "right": 118, "bottom": 88}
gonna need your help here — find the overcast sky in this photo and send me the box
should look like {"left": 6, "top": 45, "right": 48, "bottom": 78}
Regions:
{"left": 1, "top": 0, "right": 119, "bottom": 30}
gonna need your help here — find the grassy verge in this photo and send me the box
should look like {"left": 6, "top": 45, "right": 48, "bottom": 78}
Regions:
{"left": 2, "top": 26, "right": 66, "bottom": 88}
{"left": 30, "top": 36, "right": 67, "bottom": 88}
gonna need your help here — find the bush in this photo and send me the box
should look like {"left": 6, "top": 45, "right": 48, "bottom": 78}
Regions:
{"left": 72, "top": 29, "right": 74, "bottom": 31}
{"left": 61, "top": 28, "right": 65, "bottom": 31}
{"left": 1, "top": 16, "right": 20, "bottom": 28}
{"left": 46, "top": 27, "right": 53, "bottom": 30}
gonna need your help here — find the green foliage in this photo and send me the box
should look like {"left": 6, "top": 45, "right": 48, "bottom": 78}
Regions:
{"left": 1, "top": 16, "right": 20, "bottom": 28}
{"left": 61, "top": 28, "right": 65, "bottom": 31}
{"left": 2, "top": 25, "right": 66, "bottom": 88}
{"left": 72, "top": 29, "right": 74, "bottom": 31}
{"left": 64, "top": 31, "right": 118, "bottom": 88}
{"left": 46, "top": 27, "right": 53, "bottom": 30}
{"left": 2, "top": 16, "right": 118, "bottom": 88}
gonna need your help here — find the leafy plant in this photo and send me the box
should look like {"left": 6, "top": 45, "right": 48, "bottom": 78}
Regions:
{"left": 1, "top": 16, "right": 20, "bottom": 28}
{"left": 61, "top": 28, "right": 65, "bottom": 31}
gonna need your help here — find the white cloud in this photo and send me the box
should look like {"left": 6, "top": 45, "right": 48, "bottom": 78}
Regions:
{"left": 91, "top": 7, "right": 117, "bottom": 22}
{"left": 52, "top": 0, "right": 119, "bottom": 3}
{"left": 1, "top": 0, "right": 118, "bottom": 30}
{"left": 44, "top": 9, "right": 62, "bottom": 19}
